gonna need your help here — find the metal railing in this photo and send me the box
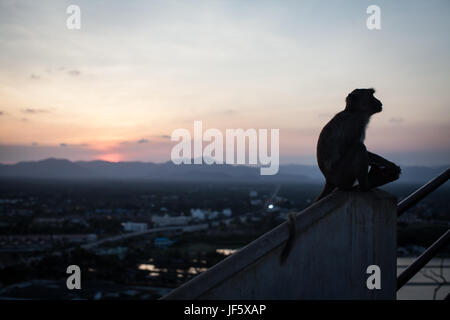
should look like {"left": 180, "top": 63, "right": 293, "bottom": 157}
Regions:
{"left": 397, "top": 168, "right": 450, "bottom": 216}
{"left": 397, "top": 229, "right": 450, "bottom": 289}
{"left": 396, "top": 167, "right": 450, "bottom": 291}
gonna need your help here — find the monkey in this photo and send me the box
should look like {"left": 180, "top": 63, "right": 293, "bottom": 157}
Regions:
{"left": 315, "top": 88, "right": 401, "bottom": 199}
{"left": 280, "top": 88, "right": 401, "bottom": 264}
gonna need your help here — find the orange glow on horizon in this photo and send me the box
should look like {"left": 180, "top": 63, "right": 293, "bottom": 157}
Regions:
{"left": 97, "top": 153, "right": 122, "bottom": 163}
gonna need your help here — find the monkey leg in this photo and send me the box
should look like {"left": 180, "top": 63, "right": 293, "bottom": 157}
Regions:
{"left": 368, "top": 151, "right": 400, "bottom": 170}
{"left": 333, "top": 143, "right": 369, "bottom": 190}
{"left": 332, "top": 145, "right": 400, "bottom": 192}
{"left": 354, "top": 143, "right": 370, "bottom": 191}
{"left": 367, "top": 163, "right": 401, "bottom": 188}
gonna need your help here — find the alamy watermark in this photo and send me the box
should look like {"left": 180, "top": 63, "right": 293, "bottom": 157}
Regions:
{"left": 66, "top": 265, "right": 81, "bottom": 290}
{"left": 170, "top": 121, "right": 279, "bottom": 175}
{"left": 66, "top": 5, "right": 81, "bottom": 30}
{"left": 366, "top": 265, "right": 381, "bottom": 289}
{"left": 367, "top": 5, "right": 381, "bottom": 30}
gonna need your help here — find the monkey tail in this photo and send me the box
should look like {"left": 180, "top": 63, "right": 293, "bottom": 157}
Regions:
{"left": 280, "top": 212, "right": 296, "bottom": 265}
{"left": 314, "top": 181, "right": 335, "bottom": 202}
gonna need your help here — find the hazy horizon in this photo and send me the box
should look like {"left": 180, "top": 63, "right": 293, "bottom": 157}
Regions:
{"left": 0, "top": 157, "right": 448, "bottom": 169}
{"left": 0, "top": 1, "right": 449, "bottom": 166}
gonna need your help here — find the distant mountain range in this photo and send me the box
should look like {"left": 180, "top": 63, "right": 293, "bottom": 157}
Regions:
{"left": 0, "top": 158, "right": 447, "bottom": 184}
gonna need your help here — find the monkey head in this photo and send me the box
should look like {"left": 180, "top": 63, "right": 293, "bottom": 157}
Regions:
{"left": 345, "top": 88, "right": 382, "bottom": 115}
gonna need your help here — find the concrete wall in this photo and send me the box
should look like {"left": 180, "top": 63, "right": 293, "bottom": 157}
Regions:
{"left": 161, "top": 189, "right": 397, "bottom": 300}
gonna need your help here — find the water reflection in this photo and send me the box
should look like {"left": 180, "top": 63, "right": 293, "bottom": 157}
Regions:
{"left": 138, "top": 264, "right": 168, "bottom": 273}
{"left": 216, "top": 248, "right": 237, "bottom": 256}
{"left": 138, "top": 263, "right": 208, "bottom": 277}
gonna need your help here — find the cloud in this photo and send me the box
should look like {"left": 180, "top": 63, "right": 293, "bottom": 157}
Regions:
{"left": 30, "top": 73, "right": 40, "bottom": 80}
{"left": 68, "top": 70, "right": 81, "bottom": 77}
{"left": 23, "top": 108, "right": 48, "bottom": 114}
{"left": 390, "top": 117, "right": 404, "bottom": 123}
{"left": 137, "top": 138, "right": 150, "bottom": 144}
{"left": 31, "top": 142, "right": 38, "bottom": 146}
{"left": 60, "top": 143, "right": 89, "bottom": 148}
{"left": 160, "top": 135, "right": 171, "bottom": 139}
{"left": 45, "top": 66, "right": 65, "bottom": 74}
{"left": 222, "top": 109, "right": 236, "bottom": 115}
{"left": 0, "top": 111, "right": 4, "bottom": 116}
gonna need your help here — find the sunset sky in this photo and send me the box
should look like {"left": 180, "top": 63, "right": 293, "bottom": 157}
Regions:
{"left": 0, "top": 0, "right": 449, "bottom": 165}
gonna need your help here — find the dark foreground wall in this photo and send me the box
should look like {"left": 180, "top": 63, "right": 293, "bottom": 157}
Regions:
{"left": 162, "top": 189, "right": 397, "bottom": 300}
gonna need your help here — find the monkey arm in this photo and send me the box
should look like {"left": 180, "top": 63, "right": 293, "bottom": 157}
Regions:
{"left": 367, "top": 151, "right": 401, "bottom": 186}
{"left": 367, "top": 151, "right": 396, "bottom": 168}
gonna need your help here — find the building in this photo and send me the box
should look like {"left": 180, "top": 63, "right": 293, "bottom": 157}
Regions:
{"left": 152, "top": 214, "right": 191, "bottom": 227}
{"left": 222, "top": 208, "right": 232, "bottom": 217}
{"left": 207, "top": 211, "right": 219, "bottom": 220}
{"left": 250, "top": 199, "right": 262, "bottom": 206}
{"left": 154, "top": 237, "right": 175, "bottom": 248}
{"left": 94, "top": 246, "right": 128, "bottom": 259}
{"left": 190, "top": 208, "right": 206, "bottom": 220}
{"left": 122, "top": 222, "right": 148, "bottom": 232}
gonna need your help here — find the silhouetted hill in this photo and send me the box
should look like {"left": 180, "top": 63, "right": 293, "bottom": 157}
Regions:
{"left": 0, "top": 158, "right": 447, "bottom": 184}
{"left": 280, "top": 164, "right": 449, "bottom": 184}
{"left": 0, "top": 158, "right": 93, "bottom": 179}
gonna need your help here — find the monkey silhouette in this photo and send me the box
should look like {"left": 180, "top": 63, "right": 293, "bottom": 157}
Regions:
{"left": 280, "top": 88, "right": 401, "bottom": 264}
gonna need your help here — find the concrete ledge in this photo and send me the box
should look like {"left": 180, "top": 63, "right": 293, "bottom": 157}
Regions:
{"left": 161, "top": 189, "right": 397, "bottom": 300}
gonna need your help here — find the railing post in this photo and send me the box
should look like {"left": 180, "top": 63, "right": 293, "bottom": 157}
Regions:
{"left": 162, "top": 189, "right": 397, "bottom": 300}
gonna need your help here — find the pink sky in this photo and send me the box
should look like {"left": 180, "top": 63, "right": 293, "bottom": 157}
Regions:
{"left": 0, "top": 1, "right": 449, "bottom": 166}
